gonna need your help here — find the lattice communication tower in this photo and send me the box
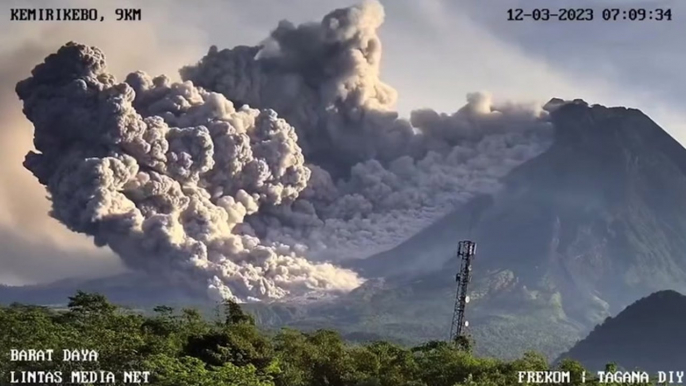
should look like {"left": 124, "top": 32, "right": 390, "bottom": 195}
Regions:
{"left": 449, "top": 240, "right": 476, "bottom": 343}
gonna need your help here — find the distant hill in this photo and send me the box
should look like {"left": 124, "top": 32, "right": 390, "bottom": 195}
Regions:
{"left": 556, "top": 290, "right": 686, "bottom": 371}
{"left": 0, "top": 273, "right": 203, "bottom": 308}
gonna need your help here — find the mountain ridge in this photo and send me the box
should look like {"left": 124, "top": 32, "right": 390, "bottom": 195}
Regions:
{"left": 556, "top": 289, "right": 686, "bottom": 372}
{"left": 294, "top": 98, "right": 686, "bottom": 358}
{"left": 3, "top": 99, "right": 686, "bottom": 360}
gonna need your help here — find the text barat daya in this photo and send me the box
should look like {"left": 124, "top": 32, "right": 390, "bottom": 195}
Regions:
{"left": 10, "top": 349, "right": 98, "bottom": 362}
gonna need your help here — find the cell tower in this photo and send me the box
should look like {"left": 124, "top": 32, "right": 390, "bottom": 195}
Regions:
{"left": 449, "top": 240, "right": 476, "bottom": 344}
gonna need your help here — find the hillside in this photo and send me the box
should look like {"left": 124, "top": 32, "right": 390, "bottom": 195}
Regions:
{"left": 0, "top": 273, "right": 203, "bottom": 308}
{"left": 279, "top": 99, "right": 686, "bottom": 358}
{"left": 1, "top": 292, "right": 641, "bottom": 386}
{"left": 4, "top": 99, "right": 686, "bottom": 360}
{"left": 351, "top": 98, "right": 686, "bottom": 316}
{"left": 557, "top": 290, "right": 686, "bottom": 372}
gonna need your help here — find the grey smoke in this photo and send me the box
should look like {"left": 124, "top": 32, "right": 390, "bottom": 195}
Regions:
{"left": 0, "top": 0, "right": 210, "bottom": 285}
{"left": 181, "top": 0, "right": 415, "bottom": 169}
{"left": 17, "top": 1, "right": 553, "bottom": 302}
{"left": 17, "top": 43, "right": 361, "bottom": 302}
{"left": 181, "top": 1, "right": 553, "bottom": 260}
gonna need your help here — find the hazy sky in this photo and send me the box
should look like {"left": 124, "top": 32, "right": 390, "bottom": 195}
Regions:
{"left": 0, "top": 0, "right": 683, "bottom": 285}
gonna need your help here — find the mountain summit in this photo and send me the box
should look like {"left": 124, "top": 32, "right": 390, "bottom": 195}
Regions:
{"left": 4, "top": 99, "right": 686, "bottom": 360}
{"left": 481, "top": 98, "right": 686, "bottom": 315}
{"left": 356, "top": 98, "right": 686, "bottom": 301}
{"left": 333, "top": 99, "right": 686, "bottom": 357}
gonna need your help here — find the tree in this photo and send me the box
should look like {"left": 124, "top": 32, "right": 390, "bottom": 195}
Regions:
{"left": 145, "top": 354, "right": 275, "bottom": 386}
{"left": 454, "top": 335, "right": 474, "bottom": 353}
{"left": 1, "top": 292, "right": 645, "bottom": 386}
{"left": 67, "top": 291, "right": 117, "bottom": 315}
{"left": 557, "top": 358, "right": 589, "bottom": 386}
{"left": 223, "top": 299, "right": 255, "bottom": 325}
{"left": 182, "top": 324, "right": 274, "bottom": 371}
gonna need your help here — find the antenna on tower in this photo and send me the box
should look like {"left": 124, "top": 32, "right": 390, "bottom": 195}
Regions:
{"left": 449, "top": 240, "right": 476, "bottom": 346}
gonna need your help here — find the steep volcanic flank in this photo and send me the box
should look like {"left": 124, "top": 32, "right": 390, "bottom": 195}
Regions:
{"left": 329, "top": 99, "right": 686, "bottom": 357}
{"left": 477, "top": 99, "right": 686, "bottom": 318}
{"left": 4, "top": 99, "right": 686, "bottom": 360}
{"left": 557, "top": 290, "right": 686, "bottom": 372}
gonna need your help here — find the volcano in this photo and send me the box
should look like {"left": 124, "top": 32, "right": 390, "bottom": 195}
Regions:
{"left": 282, "top": 98, "right": 686, "bottom": 358}
{"left": 4, "top": 98, "right": 686, "bottom": 359}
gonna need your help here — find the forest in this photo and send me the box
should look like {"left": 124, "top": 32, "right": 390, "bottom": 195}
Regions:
{"left": 0, "top": 292, "right": 652, "bottom": 386}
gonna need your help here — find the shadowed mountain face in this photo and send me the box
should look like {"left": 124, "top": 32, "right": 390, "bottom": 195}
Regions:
{"left": 473, "top": 100, "right": 686, "bottom": 317}
{"left": 556, "top": 290, "right": 686, "bottom": 372}
{"left": 329, "top": 99, "right": 686, "bottom": 357}
{"left": 472, "top": 99, "right": 686, "bottom": 321}
{"left": 360, "top": 99, "right": 686, "bottom": 304}
{"left": 4, "top": 99, "right": 686, "bottom": 359}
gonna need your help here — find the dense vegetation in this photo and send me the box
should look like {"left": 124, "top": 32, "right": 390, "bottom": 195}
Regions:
{"left": 0, "top": 292, "right": 652, "bottom": 386}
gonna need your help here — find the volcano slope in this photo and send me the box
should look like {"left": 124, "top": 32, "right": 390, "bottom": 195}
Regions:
{"left": 3, "top": 98, "right": 686, "bottom": 359}
{"left": 556, "top": 290, "right": 686, "bottom": 372}
{"left": 254, "top": 99, "right": 686, "bottom": 359}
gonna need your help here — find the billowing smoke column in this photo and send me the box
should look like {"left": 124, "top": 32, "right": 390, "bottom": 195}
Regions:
{"left": 182, "top": 0, "right": 413, "bottom": 169}
{"left": 181, "top": 1, "right": 553, "bottom": 260}
{"left": 16, "top": 43, "right": 362, "bottom": 302}
{"left": 17, "top": 1, "right": 553, "bottom": 302}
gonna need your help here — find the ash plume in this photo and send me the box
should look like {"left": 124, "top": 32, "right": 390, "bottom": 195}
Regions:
{"left": 16, "top": 42, "right": 361, "bottom": 302}
{"left": 181, "top": 1, "right": 553, "bottom": 260}
{"left": 17, "top": 1, "right": 553, "bottom": 301}
{"left": 181, "top": 0, "right": 413, "bottom": 169}
{"left": 0, "top": 0, "right": 209, "bottom": 285}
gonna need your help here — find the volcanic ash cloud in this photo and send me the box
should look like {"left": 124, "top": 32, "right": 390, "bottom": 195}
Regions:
{"left": 17, "top": 1, "right": 554, "bottom": 302}
{"left": 181, "top": 1, "right": 553, "bottom": 260}
{"left": 16, "top": 42, "right": 363, "bottom": 302}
